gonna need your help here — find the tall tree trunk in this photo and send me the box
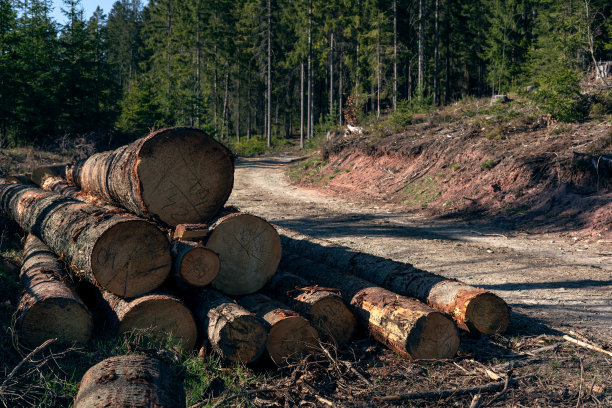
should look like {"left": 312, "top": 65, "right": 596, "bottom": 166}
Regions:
{"left": 267, "top": 0, "right": 272, "bottom": 147}
{"left": 339, "top": 56, "right": 343, "bottom": 125}
{"left": 376, "top": 25, "right": 381, "bottom": 119}
{"left": 195, "top": 0, "right": 201, "bottom": 127}
{"left": 236, "top": 62, "right": 241, "bottom": 142}
{"left": 221, "top": 71, "right": 229, "bottom": 140}
{"left": 433, "top": 0, "right": 439, "bottom": 105}
{"left": 247, "top": 67, "right": 252, "bottom": 140}
{"left": 393, "top": 0, "right": 397, "bottom": 111}
{"left": 418, "top": 0, "right": 425, "bottom": 92}
{"left": 307, "top": 0, "right": 312, "bottom": 139}
{"left": 329, "top": 31, "right": 334, "bottom": 116}
{"left": 300, "top": 62, "right": 304, "bottom": 149}
{"left": 444, "top": 0, "right": 450, "bottom": 104}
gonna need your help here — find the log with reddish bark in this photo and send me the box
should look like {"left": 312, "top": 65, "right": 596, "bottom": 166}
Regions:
{"left": 74, "top": 354, "right": 185, "bottom": 408}
{"left": 101, "top": 291, "right": 198, "bottom": 350}
{"left": 262, "top": 271, "right": 356, "bottom": 345}
{"left": 0, "top": 183, "right": 171, "bottom": 298}
{"left": 171, "top": 240, "right": 219, "bottom": 288}
{"left": 191, "top": 289, "right": 268, "bottom": 363}
{"left": 280, "top": 254, "right": 460, "bottom": 359}
{"left": 64, "top": 127, "right": 234, "bottom": 227}
{"left": 206, "top": 213, "right": 281, "bottom": 296}
{"left": 276, "top": 226, "right": 509, "bottom": 335}
{"left": 16, "top": 234, "right": 93, "bottom": 346}
{"left": 173, "top": 223, "right": 209, "bottom": 241}
{"left": 238, "top": 293, "right": 319, "bottom": 366}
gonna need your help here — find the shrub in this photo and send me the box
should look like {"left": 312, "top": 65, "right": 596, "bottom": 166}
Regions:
{"left": 480, "top": 158, "right": 496, "bottom": 170}
{"left": 531, "top": 67, "right": 587, "bottom": 122}
{"left": 231, "top": 137, "right": 267, "bottom": 156}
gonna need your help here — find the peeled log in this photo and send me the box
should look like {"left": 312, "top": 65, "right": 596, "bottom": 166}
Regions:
{"left": 74, "top": 354, "right": 185, "bottom": 408}
{"left": 16, "top": 234, "right": 92, "bottom": 346}
{"left": 207, "top": 213, "right": 281, "bottom": 295}
{"left": 191, "top": 289, "right": 268, "bottom": 363}
{"left": 102, "top": 291, "right": 198, "bottom": 350}
{"left": 276, "top": 226, "right": 509, "bottom": 335}
{"left": 0, "top": 183, "right": 171, "bottom": 298}
{"left": 262, "top": 271, "right": 355, "bottom": 345}
{"left": 171, "top": 240, "right": 219, "bottom": 288}
{"left": 280, "top": 254, "right": 459, "bottom": 359}
{"left": 238, "top": 294, "right": 319, "bottom": 366}
{"left": 65, "top": 127, "right": 234, "bottom": 227}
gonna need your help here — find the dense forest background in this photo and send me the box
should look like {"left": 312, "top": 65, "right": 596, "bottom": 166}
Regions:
{"left": 0, "top": 0, "right": 610, "bottom": 147}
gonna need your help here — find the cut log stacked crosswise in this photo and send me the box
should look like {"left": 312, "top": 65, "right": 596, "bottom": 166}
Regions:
{"left": 0, "top": 126, "right": 512, "bottom": 380}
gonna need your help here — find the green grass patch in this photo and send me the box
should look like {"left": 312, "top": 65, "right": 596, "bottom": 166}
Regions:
{"left": 480, "top": 159, "right": 496, "bottom": 170}
{"left": 400, "top": 176, "right": 442, "bottom": 207}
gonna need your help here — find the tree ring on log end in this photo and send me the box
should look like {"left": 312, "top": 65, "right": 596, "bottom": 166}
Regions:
{"left": 118, "top": 295, "right": 198, "bottom": 350}
{"left": 308, "top": 297, "right": 356, "bottom": 345}
{"left": 216, "top": 314, "right": 268, "bottom": 363}
{"left": 407, "top": 313, "right": 459, "bottom": 359}
{"left": 21, "top": 298, "right": 92, "bottom": 346}
{"left": 180, "top": 246, "right": 219, "bottom": 287}
{"left": 137, "top": 127, "right": 234, "bottom": 226}
{"left": 208, "top": 214, "right": 281, "bottom": 296}
{"left": 267, "top": 316, "right": 319, "bottom": 366}
{"left": 92, "top": 220, "right": 171, "bottom": 298}
{"left": 465, "top": 292, "right": 510, "bottom": 334}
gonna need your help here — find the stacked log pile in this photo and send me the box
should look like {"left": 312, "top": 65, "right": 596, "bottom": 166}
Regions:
{"left": 1, "top": 127, "right": 511, "bottom": 383}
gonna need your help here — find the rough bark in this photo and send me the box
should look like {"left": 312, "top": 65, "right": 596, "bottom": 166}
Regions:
{"left": 0, "top": 183, "right": 171, "bottom": 298}
{"left": 171, "top": 240, "right": 219, "bottom": 288}
{"left": 16, "top": 234, "right": 93, "bottom": 346}
{"left": 190, "top": 289, "right": 268, "bottom": 363}
{"left": 262, "top": 270, "right": 355, "bottom": 345}
{"left": 280, "top": 254, "right": 459, "bottom": 359}
{"left": 206, "top": 213, "right": 281, "bottom": 296}
{"left": 65, "top": 127, "right": 234, "bottom": 227}
{"left": 74, "top": 354, "right": 185, "bottom": 408}
{"left": 276, "top": 226, "right": 509, "bottom": 335}
{"left": 238, "top": 293, "right": 319, "bottom": 366}
{"left": 102, "top": 291, "right": 198, "bottom": 350}
{"left": 4, "top": 174, "right": 32, "bottom": 184}
{"left": 173, "top": 223, "right": 209, "bottom": 241}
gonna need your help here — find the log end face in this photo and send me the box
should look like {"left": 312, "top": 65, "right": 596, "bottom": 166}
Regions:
{"left": 137, "top": 127, "right": 234, "bottom": 226}
{"left": 465, "top": 292, "right": 510, "bottom": 335}
{"left": 92, "top": 220, "right": 171, "bottom": 298}
{"left": 217, "top": 314, "right": 268, "bottom": 364}
{"left": 180, "top": 246, "right": 219, "bottom": 287}
{"left": 407, "top": 313, "right": 459, "bottom": 360}
{"left": 209, "top": 214, "right": 281, "bottom": 296}
{"left": 267, "top": 316, "right": 319, "bottom": 366}
{"left": 118, "top": 295, "right": 198, "bottom": 350}
{"left": 20, "top": 298, "right": 93, "bottom": 346}
{"left": 309, "top": 297, "right": 356, "bottom": 345}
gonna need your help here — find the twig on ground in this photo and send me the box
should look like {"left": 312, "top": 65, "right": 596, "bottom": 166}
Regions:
{"left": 563, "top": 335, "right": 612, "bottom": 358}
{"left": 189, "top": 388, "right": 277, "bottom": 408}
{"left": 469, "top": 394, "right": 482, "bottom": 408}
{"left": 343, "top": 361, "right": 372, "bottom": 387}
{"left": 0, "top": 338, "right": 56, "bottom": 389}
{"left": 487, "top": 370, "right": 512, "bottom": 405}
{"left": 374, "top": 374, "right": 536, "bottom": 402}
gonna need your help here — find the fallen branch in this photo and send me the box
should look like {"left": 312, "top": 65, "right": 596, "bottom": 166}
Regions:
{"left": 190, "top": 388, "right": 277, "bottom": 408}
{"left": 374, "top": 374, "right": 535, "bottom": 402}
{"left": 0, "top": 338, "right": 56, "bottom": 389}
{"left": 563, "top": 335, "right": 612, "bottom": 358}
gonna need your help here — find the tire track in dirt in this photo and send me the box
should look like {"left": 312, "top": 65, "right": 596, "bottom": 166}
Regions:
{"left": 227, "top": 156, "right": 612, "bottom": 344}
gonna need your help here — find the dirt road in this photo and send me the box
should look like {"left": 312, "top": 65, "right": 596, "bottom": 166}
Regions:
{"left": 227, "top": 156, "right": 612, "bottom": 344}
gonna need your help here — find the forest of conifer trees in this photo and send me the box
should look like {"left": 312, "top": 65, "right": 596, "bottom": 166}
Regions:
{"left": 0, "top": 0, "right": 610, "bottom": 146}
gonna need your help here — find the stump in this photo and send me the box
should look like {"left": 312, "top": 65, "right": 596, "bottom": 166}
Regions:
{"left": 238, "top": 293, "right": 319, "bottom": 366}
{"left": 16, "top": 234, "right": 92, "bottom": 346}
{"left": 74, "top": 354, "right": 185, "bottom": 408}
{"left": 207, "top": 213, "right": 281, "bottom": 296}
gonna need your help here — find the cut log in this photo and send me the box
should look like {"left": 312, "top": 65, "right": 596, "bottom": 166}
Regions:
{"left": 173, "top": 223, "right": 209, "bottom": 241}
{"left": 280, "top": 254, "right": 460, "bottom": 359}
{"left": 0, "top": 183, "right": 171, "bottom": 298}
{"left": 4, "top": 174, "right": 32, "bottom": 184}
{"left": 262, "top": 271, "right": 355, "bottom": 345}
{"left": 16, "top": 234, "right": 93, "bottom": 346}
{"left": 65, "top": 127, "right": 234, "bottom": 227}
{"left": 102, "top": 291, "right": 198, "bottom": 350}
{"left": 191, "top": 289, "right": 268, "bottom": 363}
{"left": 74, "top": 354, "right": 185, "bottom": 408}
{"left": 238, "top": 293, "right": 319, "bottom": 366}
{"left": 171, "top": 240, "right": 219, "bottom": 288}
{"left": 30, "top": 163, "right": 69, "bottom": 186}
{"left": 207, "top": 213, "right": 281, "bottom": 296}
{"left": 276, "top": 226, "right": 509, "bottom": 335}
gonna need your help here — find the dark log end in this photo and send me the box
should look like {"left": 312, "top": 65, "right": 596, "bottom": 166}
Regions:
{"left": 465, "top": 292, "right": 510, "bottom": 335}
{"left": 308, "top": 296, "right": 356, "bottom": 345}
{"left": 216, "top": 314, "right": 268, "bottom": 364}
{"left": 407, "top": 313, "right": 459, "bottom": 360}
{"left": 92, "top": 220, "right": 171, "bottom": 298}
{"left": 267, "top": 315, "right": 319, "bottom": 366}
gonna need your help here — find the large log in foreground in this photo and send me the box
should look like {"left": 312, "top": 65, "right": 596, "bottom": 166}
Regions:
{"left": 281, "top": 254, "right": 460, "bottom": 359}
{"left": 74, "top": 354, "right": 185, "bottom": 408}
{"left": 16, "top": 234, "right": 93, "bottom": 346}
{"left": 262, "top": 271, "right": 356, "bottom": 345}
{"left": 276, "top": 226, "right": 509, "bottom": 335}
{"left": 207, "top": 213, "right": 281, "bottom": 296}
{"left": 0, "top": 183, "right": 171, "bottom": 298}
{"left": 238, "top": 293, "right": 319, "bottom": 366}
{"left": 191, "top": 289, "right": 268, "bottom": 363}
{"left": 102, "top": 291, "right": 198, "bottom": 350}
{"left": 65, "top": 127, "right": 234, "bottom": 227}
